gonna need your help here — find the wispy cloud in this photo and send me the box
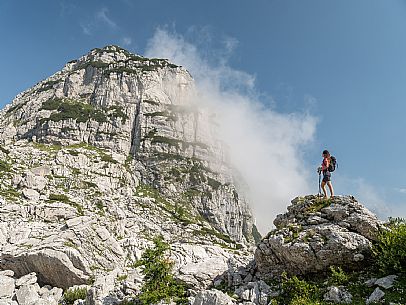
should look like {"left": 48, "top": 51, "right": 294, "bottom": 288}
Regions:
{"left": 122, "top": 37, "right": 132, "bottom": 46}
{"left": 96, "top": 7, "right": 117, "bottom": 29}
{"left": 146, "top": 28, "right": 317, "bottom": 234}
{"left": 80, "top": 7, "right": 119, "bottom": 36}
{"left": 79, "top": 7, "right": 131, "bottom": 47}
{"left": 80, "top": 23, "right": 92, "bottom": 36}
{"left": 59, "top": 0, "right": 76, "bottom": 16}
{"left": 395, "top": 187, "right": 406, "bottom": 194}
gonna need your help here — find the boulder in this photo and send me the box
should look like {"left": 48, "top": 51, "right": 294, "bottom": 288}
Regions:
{"left": 0, "top": 249, "right": 89, "bottom": 289}
{"left": 15, "top": 284, "right": 40, "bottom": 305}
{"left": 0, "top": 274, "right": 15, "bottom": 299}
{"left": 193, "top": 289, "right": 235, "bottom": 305}
{"left": 16, "top": 272, "right": 37, "bottom": 287}
{"left": 375, "top": 274, "right": 398, "bottom": 289}
{"left": 255, "top": 195, "right": 383, "bottom": 278}
{"left": 366, "top": 287, "right": 385, "bottom": 304}
{"left": 235, "top": 281, "right": 270, "bottom": 305}
{"left": 22, "top": 189, "right": 40, "bottom": 201}
{"left": 323, "top": 286, "right": 353, "bottom": 304}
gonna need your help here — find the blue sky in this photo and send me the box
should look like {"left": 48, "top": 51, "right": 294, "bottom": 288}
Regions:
{"left": 1, "top": 0, "right": 406, "bottom": 219}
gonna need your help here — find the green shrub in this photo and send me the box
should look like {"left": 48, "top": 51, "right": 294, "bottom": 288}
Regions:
{"left": 329, "top": 266, "right": 349, "bottom": 285}
{"left": 62, "top": 287, "right": 88, "bottom": 305}
{"left": 373, "top": 217, "right": 406, "bottom": 273}
{"left": 0, "top": 146, "right": 10, "bottom": 154}
{"left": 207, "top": 177, "right": 222, "bottom": 190}
{"left": 276, "top": 273, "right": 320, "bottom": 305}
{"left": 49, "top": 193, "right": 70, "bottom": 203}
{"left": 101, "top": 154, "right": 118, "bottom": 163}
{"left": 41, "top": 98, "right": 108, "bottom": 123}
{"left": 134, "top": 235, "right": 188, "bottom": 305}
{"left": 0, "top": 160, "right": 11, "bottom": 172}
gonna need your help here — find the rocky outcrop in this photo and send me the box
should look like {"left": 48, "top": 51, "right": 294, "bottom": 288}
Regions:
{"left": 0, "top": 270, "right": 62, "bottom": 305}
{"left": 255, "top": 195, "right": 383, "bottom": 278}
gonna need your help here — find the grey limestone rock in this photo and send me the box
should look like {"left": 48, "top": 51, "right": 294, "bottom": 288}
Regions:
{"left": 15, "top": 284, "right": 40, "bottom": 305}
{"left": 193, "top": 289, "right": 235, "bottom": 305}
{"left": 235, "top": 280, "right": 270, "bottom": 305}
{"left": 366, "top": 287, "right": 385, "bottom": 304}
{"left": 16, "top": 272, "right": 38, "bottom": 287}
{"left": 255, "top": 195, "right": 383, "bottom": 278}
{"left": 374, "top": 274, "right": 398, "bottom": 289}
{"left": 0, "top": 274, "right": 15, "bottom": 299}
{"left": 323, "top": 286, "right": 353, "bottom": 304}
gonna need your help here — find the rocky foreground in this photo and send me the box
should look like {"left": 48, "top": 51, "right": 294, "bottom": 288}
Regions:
{"left": 1, "top": 194, "right": 405, "bottom": 305}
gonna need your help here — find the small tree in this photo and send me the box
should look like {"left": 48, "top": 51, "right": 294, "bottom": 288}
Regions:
{"left": 135, "top": 235, "right": 187, "bottom": 305}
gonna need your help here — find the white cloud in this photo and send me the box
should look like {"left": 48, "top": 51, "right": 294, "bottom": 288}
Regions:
{"left": 96, "top": 7, "right": 118, "bottom": 29}
{"left": 80, "top": 23, "right": 92, "bottom": 36}
{"left": 395, "top": 187, "right": 406, "bottom": 194}
{"left": 122, "top": 37, "right": 132, "bottom": 46}
{"left": 146, "top": 28, "right": 317, "bottom": 234}
{"left": 80, "top": 7, "right": 119, "bottom": 36}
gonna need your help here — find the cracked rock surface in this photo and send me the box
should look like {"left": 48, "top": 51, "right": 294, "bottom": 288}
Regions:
{"left": 255, "top": 195, "right": 383, "bottom": 278}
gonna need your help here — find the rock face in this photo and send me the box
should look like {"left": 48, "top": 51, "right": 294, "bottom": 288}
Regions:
{"left": 255, "top": 195, "right": 383, "bottom": 278}
{"left": 0, "top": 45, "right": 254, "bottom": 303}
{"left": 0, "top": 45, "right": 253, "bottom": 245}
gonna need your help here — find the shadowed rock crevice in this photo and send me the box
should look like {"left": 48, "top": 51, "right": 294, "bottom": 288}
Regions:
{"left": 0, "top": 250, "right": 88, "bottom": 289}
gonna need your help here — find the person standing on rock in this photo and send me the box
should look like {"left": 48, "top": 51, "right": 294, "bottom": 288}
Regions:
{"left": 318, "top": 150, "right": 334, "bottom": 198}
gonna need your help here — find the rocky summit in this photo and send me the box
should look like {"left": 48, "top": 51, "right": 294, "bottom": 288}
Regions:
{"left": 255, "top": 195, "right": 383, "bottom": 278}
{"left": 0, "top": 46, "right": 405, "bottom": 305}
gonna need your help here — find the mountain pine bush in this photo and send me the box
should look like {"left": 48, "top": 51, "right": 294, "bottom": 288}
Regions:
{"left": 134, "top": 235, "right": 188, "bottom": 305}
{"left": 373, "top": 217, "right": 406, "bottom": 273}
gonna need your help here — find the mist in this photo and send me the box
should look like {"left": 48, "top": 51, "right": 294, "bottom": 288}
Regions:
{"left": 145, "top": 28, "right": 317, "bottom": 234}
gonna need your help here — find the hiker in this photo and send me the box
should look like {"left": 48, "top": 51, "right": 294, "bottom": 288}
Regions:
{"left": 318, "top": 150, "right": 335, "bottom": 198}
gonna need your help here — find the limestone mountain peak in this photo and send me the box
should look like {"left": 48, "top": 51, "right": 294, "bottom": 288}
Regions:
{"left": 0, "top": 46, "right": 255, "bottom": 300}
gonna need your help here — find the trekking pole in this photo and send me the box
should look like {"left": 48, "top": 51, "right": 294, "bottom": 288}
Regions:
{"left": 318, "top": 170, "right": 321, "bottom": 196}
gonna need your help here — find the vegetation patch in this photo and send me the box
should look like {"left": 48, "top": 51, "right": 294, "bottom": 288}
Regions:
{"left": 48, "top": 193, "right": 84, "bottom": 215}
{"left": 0, "top": 146, "right": 10, "bottom": 155}
{"left": 207, "top": 177, "right": 222, "bottom": 190}
{"left": 193, "top": 227, "right": 234, "bottom": 245}
{"left": 143, "top": 99, "right": 160, "bottom": 106}
{"left": 373, "top": 217, "right": 406, "bottom": 273}
{"left": 40, "top": 98, "right": 108, "bottom": 124}
{"left": 132, "top": 236, "right": 188, "bottom": 305}
{"left": 328, "top": 266, "right": 350, "bottom": 286}
{"left": 0, "top": 188, "right": 20, "bottom": 201}
{"left": 0, "top": 160, "right": 11, "bottom": 172}
{"left": 135, "top": 184, "right": 197, "bottom": 225}
{"left": 6, "top": 100, "right": 28, "bottom": 114}
{"left": 117, "top": 274, "right": 128, "bottom": 282}
{"left": 48, "top": 193, "right": 70, "bottom": 203}
{"left": 306, "top": 197, "right": 332, "bottom": 213}
{"left": 107, "top": 105, "right": 129, "bottom": 123}
{"left": 62, "top": 287, "right": 88, "bottom": 305}
{"left": 36, "top": 79, "right": 62, "bottom": 93}
{"left": 272, "top": 273, "right": 321, "bottom": 305}
{"left": 150, "top": 136, "right": 182, "bottom": 147}
{"left": 32, "top": 142, "right": 62, "bottom": 152}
